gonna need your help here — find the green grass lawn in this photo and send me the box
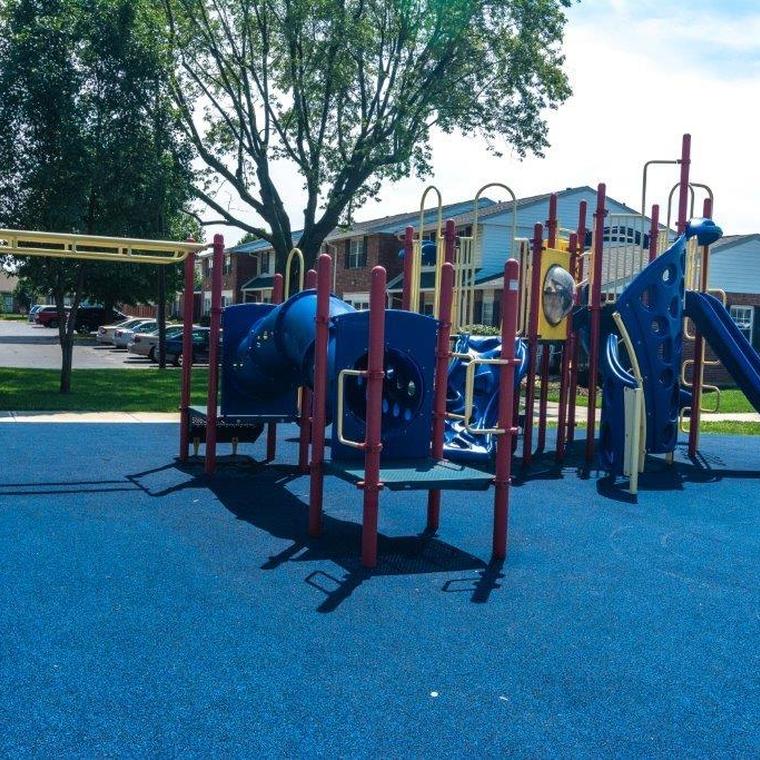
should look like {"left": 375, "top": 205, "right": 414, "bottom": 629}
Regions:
{"left": 545, "top": 384, "right": 755, "bottom": 414}
{"left": 0, "top": 367, "right": 210, "bottom": 412}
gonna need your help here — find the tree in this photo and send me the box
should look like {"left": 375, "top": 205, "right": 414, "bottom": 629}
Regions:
{"left": 163, "top": 0, "right": 572, "bottom": 268}
{"left": 0, "top": 0, "right": 195, "bottom": 391}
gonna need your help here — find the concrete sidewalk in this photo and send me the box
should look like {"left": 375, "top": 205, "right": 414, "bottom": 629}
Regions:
{"left": 0, "top": 411, "right": 179, "bottom": 423}
{"left": 0, "top": 407, "right": 757, "bottom": 424}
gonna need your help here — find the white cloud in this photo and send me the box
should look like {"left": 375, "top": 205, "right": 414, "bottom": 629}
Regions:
{"left": 206, "top": 1, "right": 760, "bottom": 245}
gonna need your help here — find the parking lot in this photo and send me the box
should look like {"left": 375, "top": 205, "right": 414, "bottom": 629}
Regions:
{"left": 0, "top": 319, "right": 155, "bottom": 369}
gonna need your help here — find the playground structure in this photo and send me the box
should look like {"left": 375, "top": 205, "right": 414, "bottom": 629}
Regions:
{"left": 181, "top": 224, "right": 522, "bottom": 568}
{"left": 2, "top": 134, "right": 758, "bottom": 571}
{"left": 175, "top": 133, "right": 760, "bottom": 569}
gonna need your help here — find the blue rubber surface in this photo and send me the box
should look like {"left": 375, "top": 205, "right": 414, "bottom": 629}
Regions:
{"left": 1, "top": 424, "right": 758, "bottom": 756}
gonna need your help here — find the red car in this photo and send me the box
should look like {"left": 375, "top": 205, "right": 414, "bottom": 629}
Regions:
{"left": 34, "top": 306, "right": 70, "bottom": 328}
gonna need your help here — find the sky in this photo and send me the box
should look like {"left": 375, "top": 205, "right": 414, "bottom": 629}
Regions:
{"left": 207, "top": 0, "right": 760, "bottom": 246}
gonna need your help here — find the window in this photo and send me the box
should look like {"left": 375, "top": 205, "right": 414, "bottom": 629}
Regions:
{"left": 259, "top": 251, "right": 273, "bottom": 275}
{"left": 344, "top": 293, "right": 369, "bottom": 310}
{"left": 223, "top": 254, "right": 232, "bottom": 275}
{"left": 481, "top": 292, "right": 495, "bottom": 326}
{"left": 345, "top": 238, "right": 367, "bottom": 269}
{"left": 730, "top": 305, "right": 754, "bottom": 343}
{"left": 203, "top": 293, "right": 211, "bottom": 315}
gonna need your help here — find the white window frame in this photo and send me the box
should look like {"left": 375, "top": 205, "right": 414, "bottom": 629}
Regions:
{"left": 259, "top": 251, "right": 273, "bottom": 275}
{"left": 481, "top": 289, "right": 495, "bottom": 326}
{"left": 347, "top": 238, "right": 367, "bottom": 269}
{"left": 730, "top": 305, "right": 754, "bottom": 343}
{"left": 221, "top": 290, "right": 234, "bottom": 307}
{"left": 343, "top": 292, "right": 370, "bottom": 311}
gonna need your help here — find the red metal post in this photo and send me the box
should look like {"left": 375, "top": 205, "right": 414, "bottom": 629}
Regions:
{"left": 265, "top": 273, "right": 285, "bottom": 463}
{"left": 521, "top": 224, "right": 543, "bottom": 465}
{"left": 688, "top": 197, "right": 712, "bottom": 458}
{"left": 555, "top": 232, "right": 578, "bottom": 461}
{"left": 585, "top": 184, "right": 606, "bottom": 465}
{"left": 204, "top": 234, "right": 224, "bottom": 475}
{"left": 401, "top": 225, "right": 414, "bottom": 311}
{"left": 426, "top": 249, "right": 455, "bottom": 532}
{"left": 547, "top": 192, "right": 558, "bottom": 248}
{"left": 648, "top": 204, "right": 660, "bottom": 262}
{"left": 298, "top": 269, "right": 318, "bottom": 472}
{"left": 444, "top": 218, "right": 456, "bottom": 265}
{"left": 493, "top": 259, "right": 520, "bottom": 560}
{"left": 677, "top": 134, "right": 692, "bottom": 234}
{"left": 361, "top": 267, "right": 387, "bottom": 568}
{"left": 567, "top": 203, "right": 587, "bottom": 445}
{"left": 308, "top": 255, "right": 332, "bottom": 537}
{"left": 536, "top": 347, "right": 550, "bottom": 453}
{"left": 179, "top": 247, "right": 196, "bottom": 461}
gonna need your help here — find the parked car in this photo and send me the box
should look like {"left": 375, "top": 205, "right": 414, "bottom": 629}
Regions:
{"left": 113, "top": 319, "right": 158, "bottom": 349}
{"left": 166, "top": 327, "right": 216, "bottom": 366}
{"left": 74, "top": 306, "right": 126, "bottom": 334}
{"left": 35, "top": 305, "right": 70, "bottom": 328}
{"left": 28, "top": 304, "right": 48, "bottom": 323}
{"left": 128, "top": 324, "right": 186, "bottom": 361}
{"left": 97, "top": 317, "right": 147, "bottom": 345}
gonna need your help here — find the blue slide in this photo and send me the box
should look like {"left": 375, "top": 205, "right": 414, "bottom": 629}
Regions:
{"left": 684, "top": 291, "right": 760, "bottom": 413}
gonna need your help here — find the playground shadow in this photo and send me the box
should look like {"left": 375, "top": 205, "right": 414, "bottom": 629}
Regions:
{"left": 127, "top": 458, "right": 499, "bottom": 612}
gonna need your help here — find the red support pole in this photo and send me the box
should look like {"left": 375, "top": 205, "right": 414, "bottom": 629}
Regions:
{"left": 401, "top": 225, "right": 414, "bottom": 311}
{"left": 536, "top": 347, "right": 550, "bottom": 453}
{"left": 567, "top": 203, "right": 587, "bottom": 446}
{"left": 361, "top": 267, "right": 387, "bottom": 568}
{"left": 493, "top": 259, "right": 520, "bottom": 560}
{"left": 179, "top": 247, "right": 196, "bottom": 461}
{"left": 521, "top": 224, "right": 543, "bottom": 465}
{"left": 556, "top": 232, "right": 578, "bottom": 461}
{"left": 677, "top": 134, "right": 691, "bottom": 234}
{"left": 297, "top": 269, "right": 318, "bottom": 472}
{"left": 266, "top": 273, "right": 285, "bottom": 463}
{"left": 688, "top": 197, "right": 712, "bottom": 458}
{"left": 585, "top": 184, "right": 606, "bottom": 466}
{"left": 426, "top": 232, "right": 455, "bottom": 532}
{"left": 547, "top": 192, "right": 558, "bottom": 248}
{"left": 444, "top": 218, "right": 456, "bottom": 265}
{"left": 204, "top": 235, "right": 224, "bottom": 475}
{"left": 648, "top": 204, "right": 660, "bottom": 262}
{"left": 308, "top": 255, "right": 332, "bottom": 537}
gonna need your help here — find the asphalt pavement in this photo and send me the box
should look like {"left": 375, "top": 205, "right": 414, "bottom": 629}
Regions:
{"left": 0, "top": 319, "right": 153, "bottom": 369}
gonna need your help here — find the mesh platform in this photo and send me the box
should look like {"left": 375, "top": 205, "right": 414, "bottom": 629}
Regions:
{"left": 326, "top": 457, "right": 494, "bottom": 491}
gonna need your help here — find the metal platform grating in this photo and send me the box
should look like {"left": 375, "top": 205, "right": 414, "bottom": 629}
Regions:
{"left": 326, "top": 458, "right": 494, "bottom": 491}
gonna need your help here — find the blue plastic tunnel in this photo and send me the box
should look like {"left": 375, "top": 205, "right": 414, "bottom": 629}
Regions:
{"left": 229, "top": 290, "right": 355, "bottom": 401}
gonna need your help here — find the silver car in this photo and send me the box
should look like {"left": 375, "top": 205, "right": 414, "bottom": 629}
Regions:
{"left": 127, "top": 324, "right": 184, "bottom": 361}
{"left": 113, "top": 319, "right": 157, "bottom": 349}
{"left": 97, "top": 317, "right": 147, "bottom": 345}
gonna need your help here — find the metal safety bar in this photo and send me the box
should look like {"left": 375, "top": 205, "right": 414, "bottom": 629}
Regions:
{"left": 612, "top": 311, "right": 646, "bottom": 493}
{"left": 462, "top": 357, "right": 520, "bottom": 436}
{"left": 284, "top": 247, "right": 305, "bottom": 296}
{"left": 336, "top": 369, "right": 370, "bottom": 449}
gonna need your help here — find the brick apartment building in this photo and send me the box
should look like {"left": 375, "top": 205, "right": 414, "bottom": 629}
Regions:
{"left": 212, "top": 187, "right": 643, "bottom": 322}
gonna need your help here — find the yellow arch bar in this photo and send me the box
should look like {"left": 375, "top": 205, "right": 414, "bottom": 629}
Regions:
{"left": 0, "top": 228, "right": 206, "bottom": 265}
